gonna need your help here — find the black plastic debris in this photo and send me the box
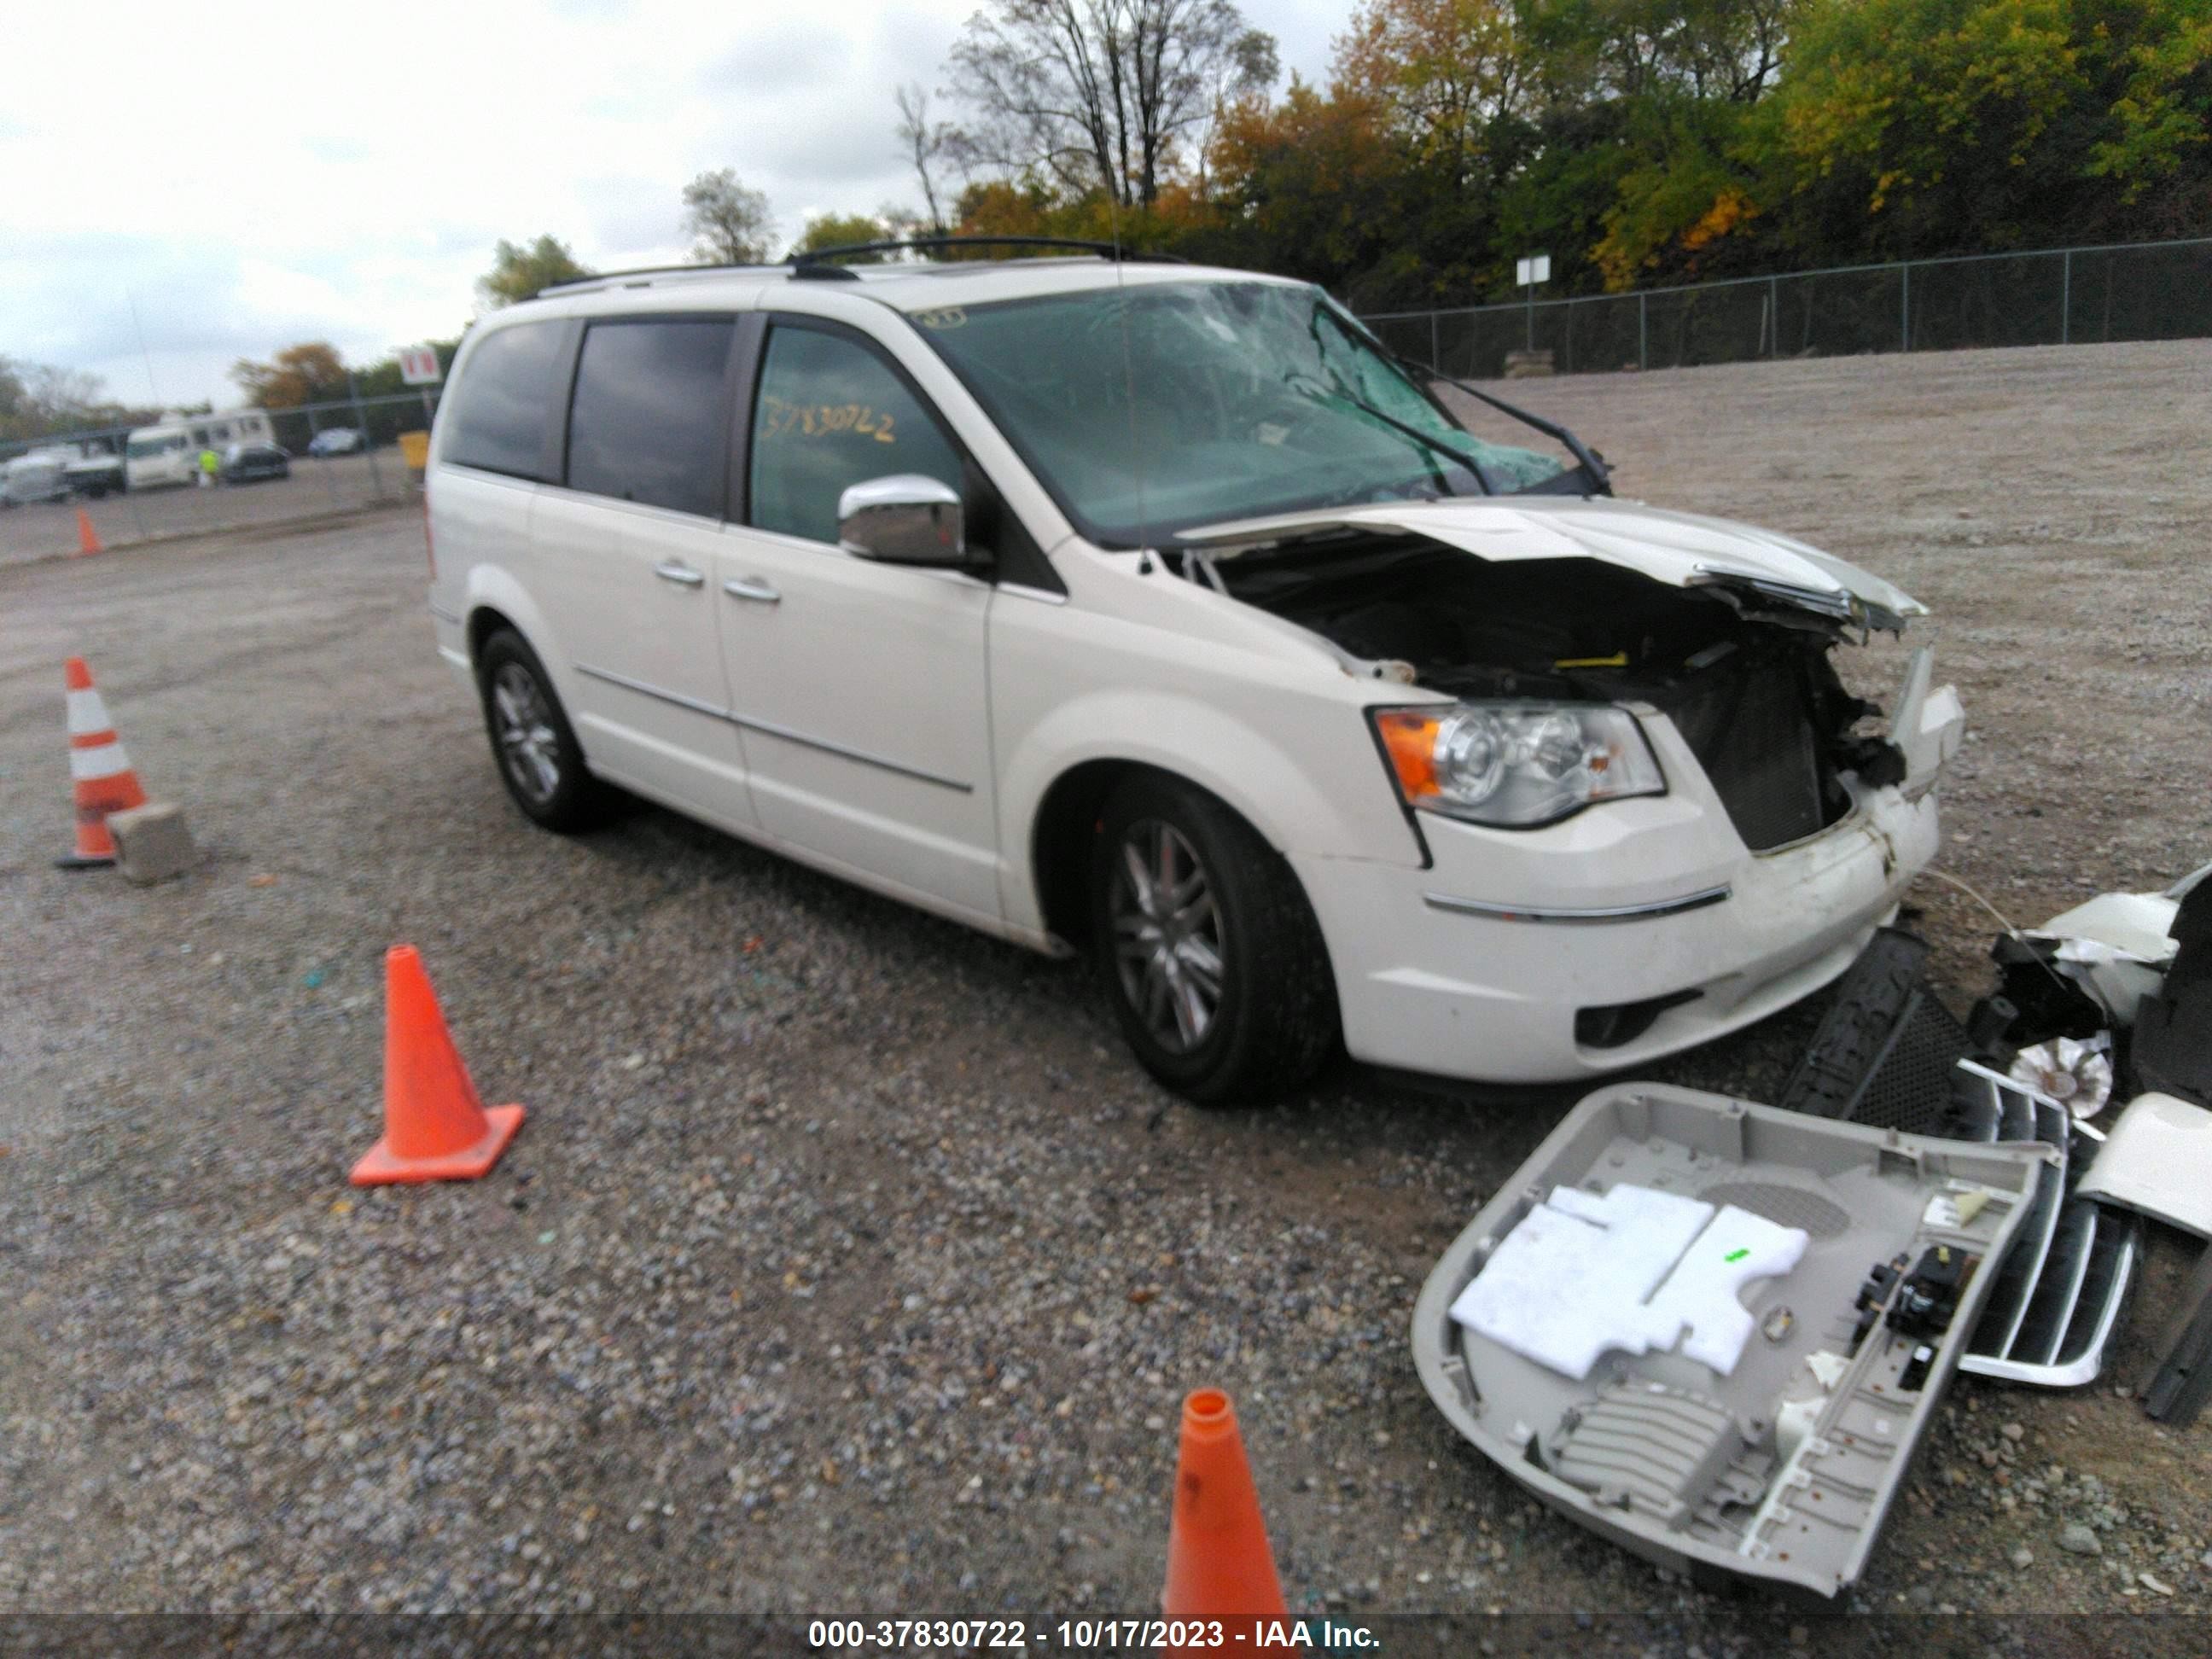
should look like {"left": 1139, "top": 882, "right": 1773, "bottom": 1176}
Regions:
{"left": 2131, "top": 878, "right": 2212, "bottom": 1109}
{"left": 2143, "top": 1243, "right": 2212, "bottom": 1428}
{"left": 1971, "top": 934, "right": 2109, "bottom": 1060}
{"left": 1778, "top": 928, "right": 1974, "bottom": 1129}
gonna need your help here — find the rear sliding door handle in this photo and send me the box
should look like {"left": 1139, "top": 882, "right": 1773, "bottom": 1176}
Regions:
{"left": 653, "top": 561, "right": 706, "bottom": 588}
{"left": 722, "top": 576, "right": 782, "bottom": 604}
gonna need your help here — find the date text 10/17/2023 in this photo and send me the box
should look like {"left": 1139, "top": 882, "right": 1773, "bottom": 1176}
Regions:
{"left": 807, "top": 1619, "right": 1382, "bottom": 1649}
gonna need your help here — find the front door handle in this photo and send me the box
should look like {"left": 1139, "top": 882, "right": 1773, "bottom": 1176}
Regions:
{"left": 722, "top": 576, "right": 782, "bottom": 605}
{"left": 653, "top": 561, "right": 705, "bottom": 588}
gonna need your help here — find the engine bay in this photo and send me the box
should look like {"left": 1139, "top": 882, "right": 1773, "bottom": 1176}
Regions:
{"left": 1208, "top": 536, "right": 1909, "bottom": 850}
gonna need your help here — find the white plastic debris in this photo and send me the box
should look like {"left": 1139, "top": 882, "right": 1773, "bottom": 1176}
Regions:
{"left": 2075, "top": 1092, "right": 2212, "bottom": 1238}
{"left": 2009, "top": 1033, "right": 2115, "bottom": 1119}
{"left": 2027, "top": 890, "right": 2180, "bottom": 1026}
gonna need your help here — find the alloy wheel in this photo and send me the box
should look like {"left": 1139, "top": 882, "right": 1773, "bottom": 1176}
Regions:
{"left": 492, "top": 663, "right": 561, "bottom": 806}
{"left": 1109, "top": 818, "right": 1226, "bottom": 1054}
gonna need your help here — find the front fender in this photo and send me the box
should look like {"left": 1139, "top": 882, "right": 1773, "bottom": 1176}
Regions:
{"left": 997, "top": 686, "right": 1425, "bottom": 934}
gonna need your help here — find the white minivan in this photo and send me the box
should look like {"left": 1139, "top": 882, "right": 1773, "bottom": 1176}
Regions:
{"left": 425, "top": 247, "right": 1964, "bottom": 1102}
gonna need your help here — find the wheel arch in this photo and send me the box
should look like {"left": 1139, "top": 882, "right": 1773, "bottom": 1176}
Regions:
{"left": 1030, "top": 759, "right": 1136, "bottom": 952}
{"left": 459, "top": 563, "right": 567, "bottom": 692}
{"left": 1029, "top": 759, "right": 1330, "bottom": 958}
{"left": 1004, "top": 686, "right": 1423, "bottom": 949}
{"left": 465, "top": 602, "right": 519, "bottom": 673}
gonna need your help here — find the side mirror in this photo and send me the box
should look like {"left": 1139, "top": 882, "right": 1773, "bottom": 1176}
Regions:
{"left": 837, "top": 474, "right": 967, "bottom": 567}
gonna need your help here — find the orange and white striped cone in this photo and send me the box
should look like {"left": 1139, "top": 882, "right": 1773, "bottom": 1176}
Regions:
{"left": 55, "top": 656, "right": 149, "bottom": 869}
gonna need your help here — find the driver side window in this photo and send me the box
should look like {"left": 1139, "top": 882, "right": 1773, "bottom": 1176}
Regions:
{"left": 748, "top": 324, "right": 963, "bottom": 544}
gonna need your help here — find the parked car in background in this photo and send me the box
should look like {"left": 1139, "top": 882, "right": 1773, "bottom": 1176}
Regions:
{"left": 62, "top": 442, "right": 125, "bottom": 498}
{"left": 126, "top": 410, "right": 276, "bottom": 489}
{"left": 0, "top": 447, "right": 78, "bottom": 505}
{"left": 426, "top": 248, "right": 1964, "bottom": 1103}
{"left": 221, "top": 442, "right": 291, "bottom": 484}
{"left": 307, "top": 427, "right": 364, "bottom": 457}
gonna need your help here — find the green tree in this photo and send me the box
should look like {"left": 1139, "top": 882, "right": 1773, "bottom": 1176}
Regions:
{"left": 2082, "top": 0, "right": 2212, "bottom": 211}
{"left": 682, "top": 170, "right": 776, "bottom": 265}
{"left": 478, "top": 236, "right": 593, "bottom": 307}
{"left": 1335, "top": 0, "right": 1527, "bottom": 184}
{"left": 792, "top": 213, "right": 894, "bottom": 260}
{"left": 1512, "top": 1, "right": 1802, "bottom": 289}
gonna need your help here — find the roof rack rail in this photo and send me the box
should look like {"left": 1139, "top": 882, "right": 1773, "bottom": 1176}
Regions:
{"left": 532, "top": 260, "right": 781, "bottom": 299}
{"left": 789, "top": 235, "right": 1185, "bottom": 281}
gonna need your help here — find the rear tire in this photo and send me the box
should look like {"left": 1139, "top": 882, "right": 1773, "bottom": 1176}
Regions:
{"left": 476, "top": 629, "right": 612, "bottom": 832}
{"left": 1088, "top": 771, "right": 1339, "bottom": 1106}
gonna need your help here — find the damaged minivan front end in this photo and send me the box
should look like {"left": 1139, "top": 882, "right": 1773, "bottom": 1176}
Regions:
{"left": 1183, "top": 495, "right": 1965, "bottom": 1081}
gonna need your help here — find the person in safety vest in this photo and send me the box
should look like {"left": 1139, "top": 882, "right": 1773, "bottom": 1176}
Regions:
{"left": 198, "top": 446, "right": 220, "bottom": 487}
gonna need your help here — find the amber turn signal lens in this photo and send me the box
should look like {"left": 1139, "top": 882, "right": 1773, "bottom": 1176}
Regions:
{"left": 1374, "top": 709, "right": 1442, "bottom": 800}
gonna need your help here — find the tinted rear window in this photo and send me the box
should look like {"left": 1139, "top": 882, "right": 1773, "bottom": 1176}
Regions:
{"left": 565, "top": 318, "right": 734, "bottom": 517}
{"left": 446, "top": 322, "right": 565, "bottom": 478}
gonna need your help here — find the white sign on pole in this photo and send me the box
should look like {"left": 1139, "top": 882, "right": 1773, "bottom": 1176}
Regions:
{"left": 1515, "top": 254, "right": 1552, "bottom": 288}
{"left": 399, "top": 345, "right": 443, "bottom": 386}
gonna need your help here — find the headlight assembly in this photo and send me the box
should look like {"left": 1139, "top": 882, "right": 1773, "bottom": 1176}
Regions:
{"left": 1371, "top": 701, "right": 1665, "bottom": 828}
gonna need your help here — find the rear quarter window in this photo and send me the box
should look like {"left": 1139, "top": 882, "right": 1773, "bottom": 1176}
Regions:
{"left": 446, "top": 322, "right": 567, "bottom": 479}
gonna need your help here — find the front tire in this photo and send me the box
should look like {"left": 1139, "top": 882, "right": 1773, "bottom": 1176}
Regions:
{"left": 1089, "top": 772, "right": 1339, "bottom": 1105}
{"left": 476, "top": 629, "right": 610, "bottom": 831}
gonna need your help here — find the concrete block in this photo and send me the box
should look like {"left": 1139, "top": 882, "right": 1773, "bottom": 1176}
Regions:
{"left": 108, "top": 800, "right": 198, "bottom": 885}
{"left": 1503, "top": 348, "right": 1557, "bottom": 379}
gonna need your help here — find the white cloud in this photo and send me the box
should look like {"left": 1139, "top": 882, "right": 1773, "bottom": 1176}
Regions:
{"left": 0, "top": 0, "right": 1344, "bottom": 409}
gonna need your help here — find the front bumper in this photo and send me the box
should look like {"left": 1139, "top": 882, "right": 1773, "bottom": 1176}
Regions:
{"left": 1292, "top": 769, "right": 1943, "bottom": 1086}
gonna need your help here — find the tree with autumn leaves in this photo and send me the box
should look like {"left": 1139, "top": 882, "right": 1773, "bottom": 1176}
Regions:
{"left": 416, "top": 0, "right": 2212, "bottom": 327}
{"left": 935, "top": 0, "right": 2212, "bottom": 308}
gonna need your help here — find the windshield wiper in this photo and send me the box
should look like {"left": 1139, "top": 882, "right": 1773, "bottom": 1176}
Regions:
{"left": 1284, "top": 372, "right": 1496, "bottom": 496}
{"left": 1385, "top": 352, "right": 1612, "bottom": 495}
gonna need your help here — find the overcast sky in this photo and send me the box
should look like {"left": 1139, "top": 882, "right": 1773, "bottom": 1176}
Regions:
{"left": 1, "top": 0, "right": 1346, "bottom": 413}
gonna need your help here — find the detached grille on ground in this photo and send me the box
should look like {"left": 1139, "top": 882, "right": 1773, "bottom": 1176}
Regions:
{"left": 1949, "top": 1063, "right": 2142, "bottom": 1388}
{"left": 1778, "top": 938, "right": 2140, "bottom": 1389}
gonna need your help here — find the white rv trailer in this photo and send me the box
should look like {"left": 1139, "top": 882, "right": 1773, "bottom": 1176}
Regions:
{"left": 125, "top": 409, "right": 276, "bottom": 489}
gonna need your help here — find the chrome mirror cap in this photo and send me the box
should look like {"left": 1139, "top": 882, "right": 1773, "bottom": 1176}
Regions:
{"left": 837, "top": 474, "right": 966, "bottom": 566}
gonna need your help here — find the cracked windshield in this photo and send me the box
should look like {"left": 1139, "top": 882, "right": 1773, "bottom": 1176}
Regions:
{"left": 917, "top": 280, "right": 1566, "bottom": 545}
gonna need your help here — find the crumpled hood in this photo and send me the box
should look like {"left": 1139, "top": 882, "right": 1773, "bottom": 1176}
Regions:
{"left": 1181, "top": 495, "right": 1926, "bottom": 626}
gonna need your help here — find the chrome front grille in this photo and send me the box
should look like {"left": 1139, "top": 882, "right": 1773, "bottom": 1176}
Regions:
{"left": 1949, "top": 1062, "right": 2142, "bottom": 1388}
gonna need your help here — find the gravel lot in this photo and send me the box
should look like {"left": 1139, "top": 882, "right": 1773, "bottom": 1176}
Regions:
{"left": 3, "top": 340, "right": 2209, "bottom": 1637}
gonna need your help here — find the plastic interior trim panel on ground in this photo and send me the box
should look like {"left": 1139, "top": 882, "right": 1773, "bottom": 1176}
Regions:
{"left": 1412, "top": 1085, "right": 2048, "bottom": 1598}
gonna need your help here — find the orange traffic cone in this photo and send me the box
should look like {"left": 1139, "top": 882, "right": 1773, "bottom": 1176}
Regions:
{"left": 1162, "top": 1388, "right": 1289, "bottom": 1649}
{"left": 56, "top": 656, "right": 149, "bottom": 869}
{"left": 74, "top": 509, "right": 103, "bottom": 556}
{"left": 350, "top": 946, "right": 526, "bottom": 1186}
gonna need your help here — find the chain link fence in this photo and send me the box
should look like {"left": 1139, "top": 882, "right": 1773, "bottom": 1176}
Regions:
{"left": 9, "top": 237, "right": 2208, "bottom": 561}
{"left": 0, "top": 389, "right": 438, "bottom": 568}
{"left": 1363, "top": 236, "right": 2212, "bottom": 381}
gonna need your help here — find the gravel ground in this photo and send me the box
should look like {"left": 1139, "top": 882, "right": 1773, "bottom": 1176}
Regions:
{"left": 2, "top": 340, "right": 2208, "bottom": 1635}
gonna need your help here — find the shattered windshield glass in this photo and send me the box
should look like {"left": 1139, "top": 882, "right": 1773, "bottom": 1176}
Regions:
{"left": 913, "top": 279, "right": 1566, "bottom": 548}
